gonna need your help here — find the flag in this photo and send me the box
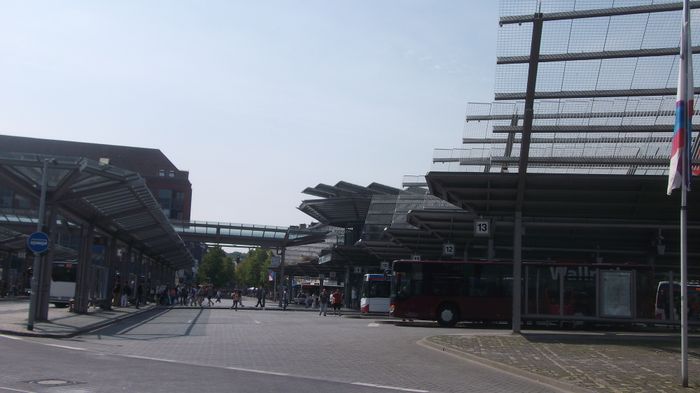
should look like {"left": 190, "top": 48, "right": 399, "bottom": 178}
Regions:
{"left": 668, "top": 1, "right": 695, "bottom": 195}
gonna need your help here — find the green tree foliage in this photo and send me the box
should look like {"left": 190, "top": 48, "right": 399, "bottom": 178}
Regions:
{"left": 196, "top": 246, "right": 235, "bottom": 288}
{"left": 235, "top": 248, "right": 271, "bottom": 288}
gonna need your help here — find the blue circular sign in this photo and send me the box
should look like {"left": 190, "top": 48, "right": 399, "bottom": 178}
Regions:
{"left": 27, "top": 231, "right": 49, "bottom": 254}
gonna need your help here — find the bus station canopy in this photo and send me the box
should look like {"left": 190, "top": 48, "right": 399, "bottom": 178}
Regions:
{"left": 299, "top": 181, "right": 400, "bottom": 227}
{"left": 425, "top": 171, "right": 700, "bottom": 265}
{"left": 0, "top": 153, "right": 194, "bottom": 270}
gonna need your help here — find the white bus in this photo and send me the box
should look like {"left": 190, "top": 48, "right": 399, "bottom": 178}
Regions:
{"left": 360, "top": 273, "right": 391, "bottom": 313}
{"left": 50, "top": 261, "right": 77, "bottom": 308}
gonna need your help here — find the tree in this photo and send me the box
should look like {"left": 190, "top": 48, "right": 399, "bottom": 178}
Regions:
{"left": 235, "top": 248, "right": 271, "bottom": 288}
{"left": 196, "top": 246, "right": 235, "bottom": 288}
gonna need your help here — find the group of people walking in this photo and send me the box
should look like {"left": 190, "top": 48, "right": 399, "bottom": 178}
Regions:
{"left": 111, "top": 280, "right": 145, "bottom": 308}
{"left": 110, "top": 282, "right": 347, "bottom": 315}
{"left": 318, "top": 288, "right": 344, "bottom": 316}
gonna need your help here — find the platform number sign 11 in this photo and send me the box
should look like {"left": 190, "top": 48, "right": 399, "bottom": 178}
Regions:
{"left": 474, "top": 219, "right": 491, "bottom": 237}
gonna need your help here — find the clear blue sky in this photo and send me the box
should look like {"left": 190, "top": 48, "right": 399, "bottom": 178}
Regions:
{"left": 0, "top": 1, "right": 498, "bottom": 226}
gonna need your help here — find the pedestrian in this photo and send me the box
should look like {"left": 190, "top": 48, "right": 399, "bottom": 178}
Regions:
{"left": 237, "top": 289, "right": 245, "bottom": 308}
{"left": 207, "top": 285, "right": 214, "bottom": 307}
{"left": 319, "top": 288, "right": 329, "bottom": 316}
{"left": 180, "top": 286, "right": 188, "bottom": 306}
{"left": 112, "top": 281, "right": 121, "bottom": 307}
{"left": 230, "top": 290, "right": 239, "bottom": 310}
{"left": 121, "top": 282, "right": 131, "bottom": 307}
{"left": 136, "top": 283, "right": 144, "bottom": 309}
{"left": 189, "top": 286, "right": 197, "bottom": 306}
{"left": 331, "top": 288, "right": 343, "bottom": 316}
{"left": 215, "top": 289, "right": 222, "bottom": 303}
{"left": 197, "top": 286, "right": 205, "bottom": 307}
{"left": 255, "top": 287, "right": 265, "bottom": 308}
{"left": 282, "top": 288, "right": 289, "bottom": 311}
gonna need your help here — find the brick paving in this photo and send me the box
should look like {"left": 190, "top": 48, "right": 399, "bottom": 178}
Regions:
{"left": 5, "top": 298, "right": 699, "bottom": 392}
{"left": 428, "top": 332, "right": 700, "bottom": 392}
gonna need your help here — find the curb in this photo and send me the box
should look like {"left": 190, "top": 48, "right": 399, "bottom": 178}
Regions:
{"left": 417, "top": 337, "right": 594, "bottom": 393}
{"left": 0, "top": 306, "right": 159, "bottom": 339}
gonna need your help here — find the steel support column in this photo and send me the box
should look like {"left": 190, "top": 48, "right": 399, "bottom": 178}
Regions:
{"left": 74, "top": 223, "right": 94, "bottom": 314}
{"left": 512, "top": 11, "right": 543, "bottom": 334}
{"left": 36, "top": 208, "right": 57, "bottom": 319}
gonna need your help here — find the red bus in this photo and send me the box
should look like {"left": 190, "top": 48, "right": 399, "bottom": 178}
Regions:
{"left": 390, "top": 259, "right": 512, "bottom": 327}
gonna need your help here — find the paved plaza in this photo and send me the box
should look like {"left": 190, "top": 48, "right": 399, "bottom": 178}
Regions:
{"left": 0, "top": 298, "right": 698, "bottom": 392}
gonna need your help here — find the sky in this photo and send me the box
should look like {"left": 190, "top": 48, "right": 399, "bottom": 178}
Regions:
{"left": 0, "top": 1, "right": 499, "bottom": 227}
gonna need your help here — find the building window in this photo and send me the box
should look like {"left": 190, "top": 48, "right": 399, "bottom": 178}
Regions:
{"left": 169, "top": 170, "right": 175, "bottom": 178}
{"left": 16, "top": 195, "right": 31, "bottom": 209}
{"left": 157, "top": 189, "right": 172, "bottom": 209}
{"left": 0, "top": 187, "right": 13, "bottom": 208}
{"left": 173, "top": 191, "right": 185, "bottom": 210}
{"left": 159, "top": 169, "right": 165, "bottom": 177}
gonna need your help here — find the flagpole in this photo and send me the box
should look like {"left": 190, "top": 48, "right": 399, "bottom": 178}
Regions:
{"left": 681, "top": 180, "right": 688, "bottom": 387}
{"left": 680, "top": 0, "right": 691, "bottom": 387}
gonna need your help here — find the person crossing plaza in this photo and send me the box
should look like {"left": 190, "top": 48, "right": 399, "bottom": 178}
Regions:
{"left": 318, "top": 288, "right": 329, "bottom": 316}
{"left": 331, "top": 288, "right": 343, "bottom": 316}
{"left": 255, "top": 287, "right": 266, "bottom": 308}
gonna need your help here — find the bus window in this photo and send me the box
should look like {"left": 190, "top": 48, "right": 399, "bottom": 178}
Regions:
{"left": 655, "top": 281, "right": 700, "bottom": 321}
{"left": 393, "top": 272, "right": 411, "bottom": 299}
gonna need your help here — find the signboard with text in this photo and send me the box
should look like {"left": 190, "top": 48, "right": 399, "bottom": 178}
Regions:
{"left": 474, "top": 219, "right": 491, "bottom": 237}
{"left": 442, "top": 243, "right": 455, "bottom": 256}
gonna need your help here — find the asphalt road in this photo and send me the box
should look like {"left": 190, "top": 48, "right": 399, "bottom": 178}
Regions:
{"left": 0, "top": 307, "right": 567, "bottom": 393}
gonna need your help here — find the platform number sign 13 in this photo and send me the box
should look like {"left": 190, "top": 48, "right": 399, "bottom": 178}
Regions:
{"left": 474, "top": 219, "right": 491, "bottom": 237}
{"left": 442, "top": 243, "right": 455, "bottom": 256}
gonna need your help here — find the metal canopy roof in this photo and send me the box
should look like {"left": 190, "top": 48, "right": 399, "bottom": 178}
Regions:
{"left": 0, "top": 153, "right": 194, "bottom": 270}
{"left": 299, "top": 182, "right": 401, "bottom": 227}
{"left": 427, "top": 171, "right": 700, "bottom": 221}
{"left": 298, "top": 197, "right": 371, "bottom": 227}
{"left": 426, "top": 171, "right": 700, "bottom": 262}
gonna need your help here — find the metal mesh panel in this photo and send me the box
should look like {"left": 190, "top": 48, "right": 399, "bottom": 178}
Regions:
{"left": 446, "top": 1, "right": 699, "bottom": 175}
{"left": 362, "top": 195, "right": 399, "bottom": 241}
{"left": 499, "top": 0, "right": 681, "bottom": 18}
{"left": 497, "top": 23, "right": 534, "bottom": 57}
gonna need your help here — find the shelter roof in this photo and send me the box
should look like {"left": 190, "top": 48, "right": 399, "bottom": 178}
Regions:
{"left": 426, "top": 171, "right": 700, "bottom": 222}
{"left": 0, "top": 134, "right": 185, "bottom": 179}
{"left": 426, "top": 171, "right": 700, "bottom": 262}
{"left": 299, "top": 181, "right": 400, "bottom": 227}
{"left": 0, "top": 153, "right": 194, "bottom": 269}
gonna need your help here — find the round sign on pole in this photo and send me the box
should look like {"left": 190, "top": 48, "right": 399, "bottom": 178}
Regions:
{"left": 27, "top": 232, "right": 49, "bottom": 254}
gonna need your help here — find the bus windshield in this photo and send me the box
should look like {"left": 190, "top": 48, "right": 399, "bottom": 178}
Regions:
{"left": 360, "top": 274, "right": 391, "bottom": 313}
{"left": 52, "top": 262, "right": 77, "bottom": 282}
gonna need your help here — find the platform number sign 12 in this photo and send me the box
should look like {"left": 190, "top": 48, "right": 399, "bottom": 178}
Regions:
{"left": 442, "top": 243, "right": 455, "bottom": 256}
{"left": 474, "top": 219, "right": 491, "bottom": 237}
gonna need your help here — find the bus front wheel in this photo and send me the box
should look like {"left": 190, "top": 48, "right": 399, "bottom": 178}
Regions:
{"left": 437, "top": 304, "right": 459, "bottom": 327}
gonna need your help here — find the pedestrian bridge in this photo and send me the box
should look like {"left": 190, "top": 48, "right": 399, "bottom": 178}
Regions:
{"left": 170, "top": 220, "right": 327, "bottom": 248}
{"left": 0, "top": 212, "right": 327, "bottom": 254}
